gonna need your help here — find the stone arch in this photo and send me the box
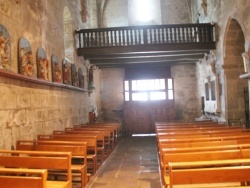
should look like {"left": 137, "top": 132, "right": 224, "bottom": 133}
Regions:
{"left": 223, "top": 18, "right": 248, "bottom": 125}
{"left": 63, "top": 6, "right": 74, "bottom": 63}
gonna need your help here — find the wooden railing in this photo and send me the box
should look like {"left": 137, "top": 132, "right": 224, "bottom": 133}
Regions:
{"left": 76, "top": 23, "right": 215, "bottom": 48}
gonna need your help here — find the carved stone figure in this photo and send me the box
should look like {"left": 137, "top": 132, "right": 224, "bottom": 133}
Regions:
{"left": 19, "top": 38, "right": 36, "bottom": 76}
{"left": 0, "top": 25, "right": 11, "bottom": 70}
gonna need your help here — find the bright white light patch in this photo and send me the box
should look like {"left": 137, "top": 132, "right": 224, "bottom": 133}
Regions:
{"left": 135, "top": 0, "right": 153, "bottom": 22}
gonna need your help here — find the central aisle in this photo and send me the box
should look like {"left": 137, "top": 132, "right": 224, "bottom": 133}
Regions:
{"left": 86, "top": 135, "right": 161, "bottom": 188}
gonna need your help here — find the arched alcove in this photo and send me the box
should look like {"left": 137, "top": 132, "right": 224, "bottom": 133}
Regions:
{"left": 63, "top": 6, "right": 74, "bottom": 63}
{"left": 224, "top": 18, "right": 248, "bottom": 125}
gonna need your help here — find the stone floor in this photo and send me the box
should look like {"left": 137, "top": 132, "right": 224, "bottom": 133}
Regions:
{"left": 86, "top": 135, "right": 162, "bottom": 188}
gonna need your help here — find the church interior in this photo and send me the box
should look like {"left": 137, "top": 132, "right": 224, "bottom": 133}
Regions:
{"left": 1, "top": 0, "right": 250, "bottom": 187}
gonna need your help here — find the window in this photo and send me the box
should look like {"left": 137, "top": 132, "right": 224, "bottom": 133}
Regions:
{"left": 124, "top": 78, "right": 173, "bottom": 101}
{"left": 135, "top": 0, "right": 153, "bottom": 22}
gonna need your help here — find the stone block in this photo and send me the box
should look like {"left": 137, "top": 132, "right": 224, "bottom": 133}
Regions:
{"left": 47, "top": 108, "right": 61, "bottom": 120}
{"left": 0, "top": 86, "right": 17, "bottom": 109}
{"left": 25, "top": 109, "right": 37, "bottom": 124}
{"left": 0, "top": 128, "right": 12, "bottom": 150}
{"left": 0, "top": 110, "right": 12, "bottom": 128}
{"left": 32, "top": 122, "right": 44, "bottom": 135}
{"left": 17, "top": 92, "right": 31, "bottom": 108}
{"left": 35, "top": 109, "right": 46, "bottom": 122}
{"left": 30, "top": 94, "right": 42, "bottom": 107}
{"left": 12, "top": 109, "right": 26, "bottom": 126}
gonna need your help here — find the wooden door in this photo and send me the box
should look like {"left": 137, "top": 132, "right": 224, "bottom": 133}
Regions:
{"left": 124, "top": 100, "right": 175, "bottom": 135}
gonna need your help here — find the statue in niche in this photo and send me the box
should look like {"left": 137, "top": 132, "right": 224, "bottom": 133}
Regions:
{"left": 19, "top": 38, "right": 36, "bottom": 76}
{"left": 37, "top": 48, "right": 49, "bottom": 80}
{"left": 62, "top": 58, "right": 72, "bottom": 85}
{"left": 51, "top": 54, "right": 62, "bottom": 83}
{"left": 88, "top": 65, "right": 94, "bottom": 88}
{"left": 71, "top": 64, "right": 79, "bottom": 87}
{"left": 201, "top": 0, "right": 207, "bottom": 17}
{"left": 81, "top": 0, "right": 87, "bottom": 22}
{"left": 78, "top": 68, "right": 85, "bottom": 89}
{"left": 242, "top": 45, "right": 250, "bottom": 73}
{"left": 0, "top": 24, "right": 11, "bottom": 70}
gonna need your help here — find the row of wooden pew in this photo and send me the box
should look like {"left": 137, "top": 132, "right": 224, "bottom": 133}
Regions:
{"left": 156, "top": 121, "right": 250, "bottom": 188}
{"left": 0, "top": 122, "right": 121, "bottom": 188}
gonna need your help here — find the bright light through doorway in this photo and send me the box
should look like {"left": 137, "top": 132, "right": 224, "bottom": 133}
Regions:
{"left": 135, "top": 0, "right": 153, "bottom": 22}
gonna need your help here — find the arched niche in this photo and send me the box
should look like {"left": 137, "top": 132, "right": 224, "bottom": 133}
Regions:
{"left": 63, "top": 6, "right": 74, "bottom": 63}
{"left": 18, "top": 37, "right": 36, "bottom": 77}
{"left": 37, "top": 47, "right": 49, "bottom": 80}
{"left": 0, "top": 24, "right": 11, "bottom": 70}
{"left": 51, "top": 54, "right": 62, "bottom": 83}
{"left": 62, "top": 58, "right": 72, "bottom": 85}
{"left": 78, "top": 68, "right": 85, "bottom": 89}
{"left": 223, "top": 18, "right": 247, "bottom": 124}
{"left": 71, "top": 64, "right": 79, "bottom": 87}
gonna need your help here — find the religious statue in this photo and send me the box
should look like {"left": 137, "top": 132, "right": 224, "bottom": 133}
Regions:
{"left": 19, "top": 48, "right": 35, "bottom": 76}
{"left": 37, "top": 57, "right": 49, "bottom": 80}
{"left": 62, "top": 58, "right": 72, "bottom": 85}
{"left": 0, "top": 31, "right": 11, "bottom": 70}
{"left": 89, "top": 65, "right": 94, "bottom": 87}
{"left": 19, "top": 38, "right": 36, "bottom": 77}
{"left": 242, "top": 51, "right": 250, "bottom": 73}
{"left": 51, "top": 54, "right": 62, "bottom": 83}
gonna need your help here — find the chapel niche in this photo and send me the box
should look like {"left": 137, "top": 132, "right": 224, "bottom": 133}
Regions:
{"left": 204, "top": 61, "right": 221, "bottom": 113}
{"left": 0, "top": 24, "right": 11, "bottom": 70}
{"left": 18, "top": 37, "right": 36, "bottom": 77}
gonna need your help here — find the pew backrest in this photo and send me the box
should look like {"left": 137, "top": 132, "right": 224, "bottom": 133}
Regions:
{"left": 0, "top": 168, "right": 47, "bottom": 188}
{"left": 0, "top": 150, "right": 72, "bottom": 187}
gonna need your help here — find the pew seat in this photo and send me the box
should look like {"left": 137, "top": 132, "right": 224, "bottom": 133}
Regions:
{"left": 0, "top": 150, "right": 72, "bottom": 188}
{"left": 16, "top": 140, "right": 87, "bottom": 187}
{"left": 163, "top": 159, "right": 250, "bottom": 188}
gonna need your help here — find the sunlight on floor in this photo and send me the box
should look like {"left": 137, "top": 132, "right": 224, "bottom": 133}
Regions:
{"left": 132, "top": 133, "right": 156, "bottom": 137}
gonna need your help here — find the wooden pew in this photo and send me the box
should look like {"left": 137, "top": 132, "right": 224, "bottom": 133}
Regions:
{"left": 0, "top": 150, "right": 72, "bottom": 188}
{"left": 0, "top": 168, "right": 48, "bottom": 188}
{"left": 155, "top": 121, "right": 219, "bottom": 126}
{"left": 37, "top": 134, "right": 97, "bottom": 176}
{"left": 54, "top": 130, "right": 106, "bottom": 164}
{"left": 69, "top": 127, "right": 114, "bottom": 152}
{"left": 82, "top": 122, "right": 122, "bottom": 143}
{"left": 163, "top": 159, "right": 250, "bottom": 188}
{"left": 157, "top": 127, "right": 248, "bottom": 135}
{"left": 91, "top": 122, "right": 122, "bottom": 144}
{"left": 16, "top": 140, "right": 87, "bottom": 187}
{"left": 156, "top": 125, "right": 243, "bottom": 133}
{"left": 157, "top": 132, "right": 250, "bottom": 142}
{"left": 158, "top": 134, "right": 250, "bottom": 144}
{"left": 161, "top": 143, "right": 250, "bottom": 153}
{"left": 156, "top": 121, "right": 250, "bottom": 187}
{"left": 157, "top": 136, "right": 250, "bottom": 168}
{"left": 75, "top": 123, "right": 119, "bottom": 144}
{"left": 65, "top": 128, "right": 111, "bottom": 156}
{"left": 155, "top": 123, "right": 225, "bottom": 130}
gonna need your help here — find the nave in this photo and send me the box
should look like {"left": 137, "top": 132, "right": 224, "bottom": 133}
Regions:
{"left": 86, "top": 136, "right": 161, "bottom": 188}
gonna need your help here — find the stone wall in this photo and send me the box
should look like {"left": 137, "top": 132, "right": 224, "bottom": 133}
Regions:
{"left": 91, "top": 0, "right": 192, "bottom": 28}
{"left": 171, "top": 64, "right": 198, "bottom": 121}
{"left": 191, "top": 0, "right": 250, "bottom": 124}
{"left": 161, "top": 0, "right": 191, "bottom": 24}
{"left": 100, "top": 68, "right": 125, "bottom": 121}
{"left": 0, "top": 0, "right": 100, "bottom": 149}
